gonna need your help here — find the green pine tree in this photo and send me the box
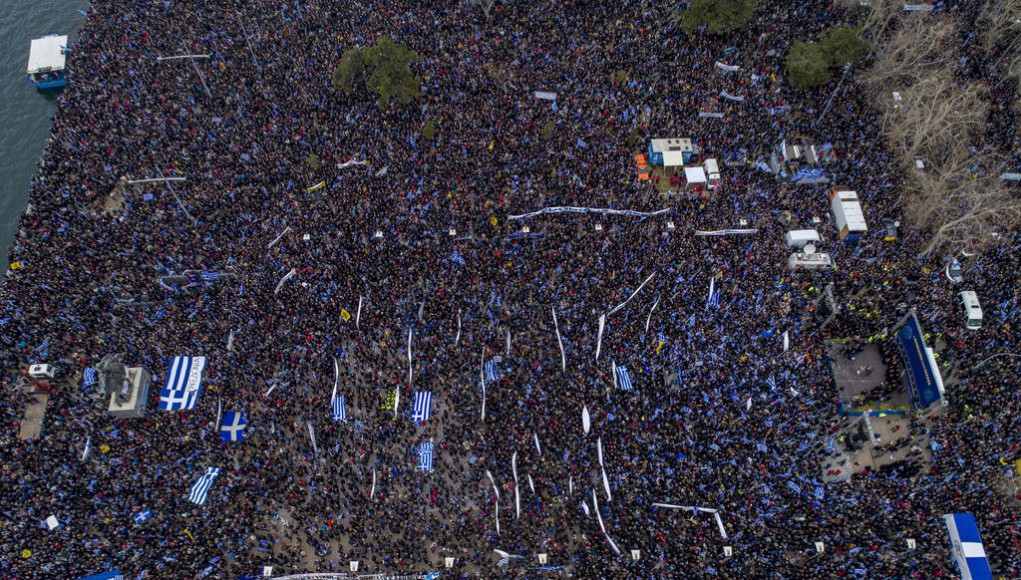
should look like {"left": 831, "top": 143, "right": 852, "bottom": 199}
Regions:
{"left": 785, "top": 40, "right": 832, "bottom": 89}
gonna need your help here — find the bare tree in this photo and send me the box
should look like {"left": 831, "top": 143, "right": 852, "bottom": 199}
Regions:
{"left": 977, "top": 0, "right": 1021, "bottom": 56}
{"left": 977, "top": 0, "right": 1021, "bottom": 112}
{"left": 904, "top": 151, "right": 1021, "bottom": 255}
{"left": 885, "top": 72, "right": 988, "bottom": 163}
{"left": 473, "top": 0, "right": 499, "bottom": 22}
{"left": 863, "top": 6, "right": 1020, "bottom": 256}
{"left": 860, "top": 17, "right": 956, "bottom": 89}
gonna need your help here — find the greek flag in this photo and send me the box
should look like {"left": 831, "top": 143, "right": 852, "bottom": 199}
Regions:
{"left": 484, "top": 357, "right": 504, "bottom": 382}
{"left": 200, "top": 271, "right": 220, "bottom": 282}
{"left": 688, "top": 313, "right": 696, "bottom": 328}
{"left": 82, "top": 368, "right": 98, "bottom": 394}
{"left": 219, "top": 411, "right": 247, "bottom": 442}
{"left": 765, "top": 375, "right": 776, "bottom": 391}
{"left": 615, "top": 365, "right": 634, "bottom": 391}
{"left": 188, "top": 467, "right": 220, "bottom": 505}
{"left": 790, "top": 167, "right": 827, "bottom": 183}
{"left": 412, "top": 391, "right": 432, "bottom": 422}
{"left": 158, "top": 356, "right": 207, "bottom": 411}
{"left": 134, "top": 509, "right": 152, "bottom": 524}
{"left": 450, "top": 251, "right": 466, "bottom": 266}
{"left": 418, "top": 441, "right": 434, "bottom": 471}
{"left": 332, "top": 394, "right": 346, "bottom": 421}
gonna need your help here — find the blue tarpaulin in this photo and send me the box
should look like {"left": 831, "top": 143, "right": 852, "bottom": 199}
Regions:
{"left": 78, "top": 571, "right": 123, "bottom": 580}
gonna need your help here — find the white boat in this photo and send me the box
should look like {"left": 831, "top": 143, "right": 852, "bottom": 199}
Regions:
{"left": 27, "top": 35, "right": 69, "bottom": 90}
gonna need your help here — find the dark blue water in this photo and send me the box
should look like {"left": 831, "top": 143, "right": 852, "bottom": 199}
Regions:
{"left": 0, "top": 0, "right": 87, "bottom": 270}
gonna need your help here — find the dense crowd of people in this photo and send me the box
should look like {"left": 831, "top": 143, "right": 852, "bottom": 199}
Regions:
{"left": 0, "top": 0, "right": 1018, "bottom": 578}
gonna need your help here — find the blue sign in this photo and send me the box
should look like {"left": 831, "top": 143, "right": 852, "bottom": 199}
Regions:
{"left": 897, "top": 314, "right": 942, "bottom": 408}
{"left": 78, "top": 571, "right": 123, "bottom": 580}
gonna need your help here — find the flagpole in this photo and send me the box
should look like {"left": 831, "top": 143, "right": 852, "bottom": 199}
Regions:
{"left": 552, "top": 307, "right": 566, "bottom": 372}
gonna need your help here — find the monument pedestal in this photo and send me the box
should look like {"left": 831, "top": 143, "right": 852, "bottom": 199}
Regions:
{"left": 108, "top": 367, "right": 151, "bottom": 419}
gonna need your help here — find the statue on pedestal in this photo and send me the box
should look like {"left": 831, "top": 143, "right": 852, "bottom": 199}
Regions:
{"left": 95, "top": 353, "right": 129, "bottom": 404}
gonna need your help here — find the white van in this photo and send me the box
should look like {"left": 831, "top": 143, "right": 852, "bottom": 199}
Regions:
{"left": 784, "top": 229, "right": 821, "bottom": 248}
{"left": 958, "top": 291, "right": 982, "bottom": 330}
{"left": 787, "top": 252, "right": 834, "bottom": 270}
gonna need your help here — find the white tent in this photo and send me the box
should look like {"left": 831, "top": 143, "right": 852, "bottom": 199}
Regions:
{"left": 684, "top": 167, "right": 707, "bottom": 184}
{"left": 27, "top": 36, "right": 68, "bottom": 75}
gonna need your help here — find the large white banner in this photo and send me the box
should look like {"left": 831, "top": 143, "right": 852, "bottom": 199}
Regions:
{"left": 509, "top": 207, "right": 670, "bottom": 220}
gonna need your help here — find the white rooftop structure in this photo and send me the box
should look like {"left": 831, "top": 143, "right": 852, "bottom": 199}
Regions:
{"left": 27, "top": 35, "right": 68, "bottom": 75}
{"left": 684, "top": 167, "right": 707, "bottom": 184}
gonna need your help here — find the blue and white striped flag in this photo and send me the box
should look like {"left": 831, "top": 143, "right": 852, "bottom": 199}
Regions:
{"left": 706, "top": 277, "right": 722, "bottom": 309}
{"left": 615, "top": 365, "right": 634, "bottom": 391}
{"left": 81, "top": 368, "right": 98, "bottom": 394}
{"left": 200, "top": 271, "right": 220, "bottom": 282}
{"left": 484, "top": 357, "right": 503, "bottom": 382}
{"left": 134, "top": 509, "right": 152, "bottom": 525}
{"left": 412, "top": 391, "right": 432, "bottom": 422}
{"left": 188, "top": 467, "right": 220, "bottom": 505}
{"left": 687, "top": 313, "right": 696, "bottom": 328}
{"left": 450, "top": 251, "right": 466, "bottom": 266}
{"left": 158, "top": 356, "right": 207, "bottom": 411}
{"left": 332, "top": 395, "right": 346, "bottom": 421}
{"left": 765, "top": 375, "right": 776, "bottom": 391}
{"left": 418, "top": 441, "right": 434, "bottom": 471}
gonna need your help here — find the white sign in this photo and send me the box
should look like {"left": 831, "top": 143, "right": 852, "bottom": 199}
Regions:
{"left": 350, "top": 561, "right": 359, "bottom": 572}
{"left": 538, "top": 553, "right": 548, "bottom": 564}
{"left": 445, "top": 557, "right": 455, "bottom": 568}
{"left": 45, "top": 515, "right": 59, "bottom": 530}
{"left": 724, "top": 546, "right": 733, "bottom": 557}
{"left": 534, "top": 91, "right": 557, "bottom": 101}
{"left": 631, "top": 549, "right": 641, "bottom": 561}
{"left": 815, "top": 541, "right": 825, "bottom": 554}
{"left": 262, "top": 566, "right": 273, "bottom": 577}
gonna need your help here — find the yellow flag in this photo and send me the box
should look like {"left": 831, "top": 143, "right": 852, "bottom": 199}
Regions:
{"left": 100, "top": 445, "right": 111, "bottom": 454}
{"left": 340, "top": 308, "right": 351, "bottom": 322}
{"left": 21, "top": 549, "right": 31, "bottom": 559}
{"left": 488, "top": 140, "right": 495, "bottom": 150}
{"left": 9, "top": 262, "right": 22, "bottom": 271}
{"left": 183, "top": 529, "right": 195, "bottom": 541}
{"left": 655, "top": 341, "right": 666, "bottom": 356}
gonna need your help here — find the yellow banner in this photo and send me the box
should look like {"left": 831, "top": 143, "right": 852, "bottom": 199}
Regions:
{"left": 306, "top": 181, "right": 326, "bottom": 193}
{"left": 340, "top": 308, "right": 351, "bottom": 322}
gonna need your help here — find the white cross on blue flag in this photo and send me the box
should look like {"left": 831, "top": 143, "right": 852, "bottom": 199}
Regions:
{"left": 219, "top": 411, "right": 247, "bottom": 443}
{"left": 418, "top": 441, "right": 434, "bottom": 471}
{"left": 412, "top": 391, "right": 432, "bottom": 422}
{"left": 134, "top": 509, "right": 152, "bottom": 525}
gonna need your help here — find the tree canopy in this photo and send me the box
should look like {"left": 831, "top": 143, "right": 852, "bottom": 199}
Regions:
{"left": 785, "top": 40, "right": 831, "bottom": 89}
{"left": 821, "top": 27, "right": 869, "bottom": 67}
{"left": 332, "top": 37, "right": 422, "bottom": 106}
{"left": 677, "top": 0, "right": 758, "bottom": 35}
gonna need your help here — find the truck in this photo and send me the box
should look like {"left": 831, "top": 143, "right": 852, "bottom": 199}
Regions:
{"left": 828, "top": 188, "right": 868, "bottom": 244}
